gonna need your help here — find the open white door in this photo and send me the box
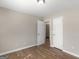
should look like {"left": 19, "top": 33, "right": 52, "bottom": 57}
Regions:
{"left": 37, "top": 20, "right": 46, "bottom": 45}
{"left": 53, "top": 16, "right": 63, "bottom": 49}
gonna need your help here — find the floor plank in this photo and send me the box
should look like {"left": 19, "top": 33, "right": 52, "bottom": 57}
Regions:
{"left": 5, "top": 43, "right": 79, "bottom": 59}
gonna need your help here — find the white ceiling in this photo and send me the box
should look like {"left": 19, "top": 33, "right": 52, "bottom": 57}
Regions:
{"left": 0, "top": 0, "right": 79, "bottom": 17}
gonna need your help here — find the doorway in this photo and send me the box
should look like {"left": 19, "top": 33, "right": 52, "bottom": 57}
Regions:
{"left": 37, "top": 20, "right": 50, "bottom": 47}
{"left": 45, "top": 24, "right": 50, "bottom": 46}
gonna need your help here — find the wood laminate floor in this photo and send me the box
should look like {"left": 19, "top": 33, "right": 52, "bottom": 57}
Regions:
{"left": 5, "top": 40, "right": 79, "bottom": 59}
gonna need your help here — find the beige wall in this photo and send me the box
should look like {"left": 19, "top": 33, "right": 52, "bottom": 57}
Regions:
{"left": 0, "top": 8, "right": 38, "bottom": 54}
{"left": 49, "top": 10, "right": 79, "bottom": 55}
{"left": 63, "top": 11, "right": 79, "bottom": 55}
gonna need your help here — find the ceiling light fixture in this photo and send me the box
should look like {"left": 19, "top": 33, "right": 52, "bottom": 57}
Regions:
{"left": 37, "top": 0, "right": 45, "bottom": 4}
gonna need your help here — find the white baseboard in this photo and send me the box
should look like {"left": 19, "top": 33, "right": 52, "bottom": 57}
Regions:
{"left": 0, "top": 44, "right": 36, "bottom": 56}
{"left": 63, "top": 50, "right": 79, "bottom": 58}
{"left": 50, "top": 45, "right": 79, "bottom": 58}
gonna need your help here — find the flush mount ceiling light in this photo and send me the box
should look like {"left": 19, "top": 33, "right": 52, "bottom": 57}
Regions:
{"left": 37, "top": 0, "right": 45, "bottom": 4}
